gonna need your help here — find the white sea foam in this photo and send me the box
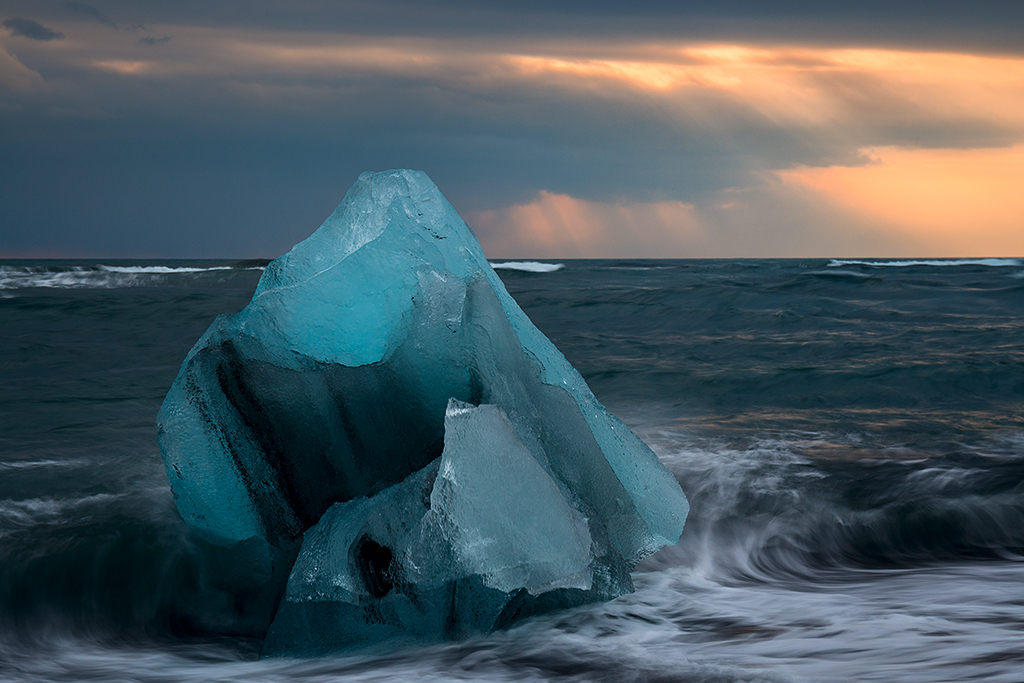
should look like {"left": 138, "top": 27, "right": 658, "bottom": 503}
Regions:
{"left": 98, "top": 265, "right": 239, "bottom": 274}
{"left": 0, "top": 264, "right": 263, "bottom": 289}
{"left": 489, "top": 261, "right": 564, "bottom": 273}
{"left": 828, "top": 258, "right": 1023, "bottom": 268}
{"left": 0, "top": 459, "right": 88, "bottom": 471}
{"left": 0, "top": 493, "right": 119, "bottom": 527}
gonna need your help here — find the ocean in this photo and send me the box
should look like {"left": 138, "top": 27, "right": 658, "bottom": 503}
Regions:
{"left": 1, "top": 257, "right": 1023, "bottom": 682}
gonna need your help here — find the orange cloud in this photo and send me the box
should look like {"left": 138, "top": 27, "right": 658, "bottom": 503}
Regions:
{"left": 778, "top": 145, "right": 1024, "bottom": 256}
{"left": 13, "top": 24, "right": 1024, "bottom": 256}
{"left": 507, "top": 45, "right": 1024, "bottom": 132}
{"left": 471, "top": 154, "right": 1024, "bottom": 259}
{"left": 468, "top": 191, "right": 705, "bottom": 258}
{"left": 21, "top": 27, "right": 1024, "bottom": 128}
{"left": 92, "top": 59, "right": 155, "bottom": 75}
{"left": 18, "top": 27, "right": 1024, "bottom": 148}
{"left": 467, "top": 184, "right": 912, "bottom": 259}
{"left": 479, "top": 46, "right": 1024, "bottom": 257}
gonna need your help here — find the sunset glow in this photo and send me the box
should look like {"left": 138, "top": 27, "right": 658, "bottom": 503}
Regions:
{"left": 779, "top": 145, "right": 1024, "bottom": 255}
{"left": 2, "top": 5, "right": 1023, "bottom": 257}
{"left": 469, "top": 191, "right": 704, "bottom": 258}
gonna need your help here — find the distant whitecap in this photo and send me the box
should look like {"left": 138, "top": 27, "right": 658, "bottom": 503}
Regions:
{"left": 828, "top": 258, "right": 1023, "bottom": 268}
{"left": 98, "top": 265, "right": 236, "bottom": 274}
{"left": 489, "top": 261, "right": 564, "bottom": 273}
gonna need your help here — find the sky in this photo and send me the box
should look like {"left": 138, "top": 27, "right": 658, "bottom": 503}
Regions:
{"left": 1, "top": 1, "right": 1023, "bottom": 259}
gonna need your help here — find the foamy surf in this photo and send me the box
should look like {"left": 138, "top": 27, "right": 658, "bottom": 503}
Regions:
{"left": 0, "top": 264, "right": 264, "bottom": 289}
{"left": 97, "top": 265, "right": 241, "bottom": 274}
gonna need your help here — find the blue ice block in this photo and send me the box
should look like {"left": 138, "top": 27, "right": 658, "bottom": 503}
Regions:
{"left": 263, "top": 400, "right": 633, "bottom": 654}
{"left": 156, "top": 169, "right": 688, "bottom": 649}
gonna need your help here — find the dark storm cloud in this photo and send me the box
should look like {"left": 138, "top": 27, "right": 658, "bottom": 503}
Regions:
{"left": 0, "top": 38, "right": 858, "bottom": 204}
{"left": 1, "top": 0, "right": 1023, "bottom": 257}
{"left": 1, "top": 17, "right": 63, "bottom": 40}
{"left": 64, "top": 1, "right": 117, "bottom": 28}
{"left": 3, "top": 0, "right": 1022, "bottom": 50}
{"left": 59, "top": 0, "right": 1024, "bottom": 52}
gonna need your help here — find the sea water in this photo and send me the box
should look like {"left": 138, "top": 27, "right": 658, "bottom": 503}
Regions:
{"left": 1, "top": 258, "right": 1023, "bottom": 682}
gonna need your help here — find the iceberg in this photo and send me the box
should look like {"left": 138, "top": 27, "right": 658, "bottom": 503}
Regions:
{"left": 157, "top": 169, "right": 688, "bottom": 651}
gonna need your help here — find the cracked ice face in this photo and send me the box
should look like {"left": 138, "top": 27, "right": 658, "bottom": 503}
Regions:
{"left": 264, "top": 400, "right": 634, "bottom": 654}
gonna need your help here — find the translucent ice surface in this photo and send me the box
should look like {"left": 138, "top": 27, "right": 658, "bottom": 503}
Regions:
{"left": 156, "top": 169, "right": 688, "bottom": 651}
{"left": 264, "top": 400, "right": 636, "bottom": 654}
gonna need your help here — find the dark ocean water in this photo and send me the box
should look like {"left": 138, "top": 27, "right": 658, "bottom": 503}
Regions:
{"left": 2, "top": 257, "right": 1024, "bottom": 682}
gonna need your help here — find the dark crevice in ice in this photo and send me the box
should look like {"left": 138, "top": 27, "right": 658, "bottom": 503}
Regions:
{"left": 194, "top": 337, "right": 452, "bottom": 543}
{"left": 354, "top": 537, "right": 395, "bottom": 599}
{"left": 213, "top": 339, "right": 308, "bottom": 536}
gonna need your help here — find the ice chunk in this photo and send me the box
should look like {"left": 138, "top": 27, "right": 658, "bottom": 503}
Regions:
{"left": 263, "top": 400, "right": 631, "bottom": 654}
{"left": 156, "top": 169, "right": 688, "bottom": 647}
{"left": 415, "top": 400, "right": 593, "bottom": 594}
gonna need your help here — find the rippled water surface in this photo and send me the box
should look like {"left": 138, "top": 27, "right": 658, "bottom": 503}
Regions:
{"left": 2, "top": 258, "right": 1024, "bottom": 682}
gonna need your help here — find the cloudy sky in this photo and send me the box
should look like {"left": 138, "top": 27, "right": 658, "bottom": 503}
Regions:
{"left": 2, "top": 1, "right": 1023, "bottom": 258}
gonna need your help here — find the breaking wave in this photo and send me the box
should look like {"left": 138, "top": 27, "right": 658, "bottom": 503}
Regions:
{"left": 489, "top": 261, "right": 564, "bottom": 273}
{"left": 639, "top": 430, "right": 1024, "bottom": 582}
